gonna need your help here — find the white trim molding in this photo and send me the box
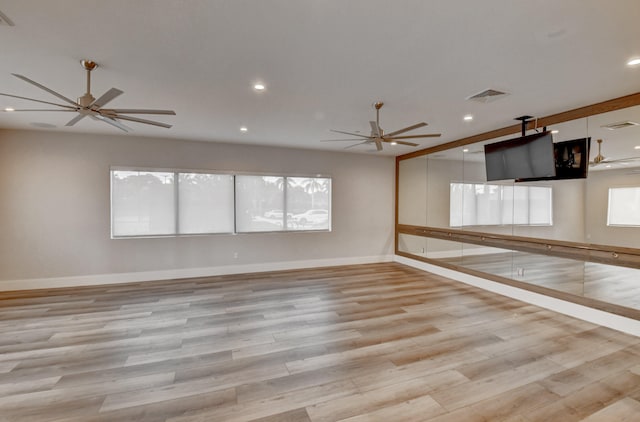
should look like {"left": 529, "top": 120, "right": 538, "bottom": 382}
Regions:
{"left": 395, "top": 254, "right": 640, "bottom": 338}
{"left": 0, "top": 255, "right": 393, "bottom": 292}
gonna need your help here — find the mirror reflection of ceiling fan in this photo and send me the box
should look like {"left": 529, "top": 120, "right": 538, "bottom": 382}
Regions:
{"left": 321, "top": 101, "right": 440, "bottom": 151}
{"left": 589, "top": 139, "right": 640, "bottom": 167}
{"left": 0, "top": 60, "right": 175, "bottom": 132}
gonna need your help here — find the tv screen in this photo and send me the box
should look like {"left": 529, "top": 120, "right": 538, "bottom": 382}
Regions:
{"left": 553, "top": 137, "right": 590, "bottom": 180}
{"left": 484, "top": 131, "right": 556, "bottom": 181}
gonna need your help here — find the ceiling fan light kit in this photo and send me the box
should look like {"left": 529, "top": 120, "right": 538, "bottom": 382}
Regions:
{"left": 0, "top": 59, "right": 176, "bottom": 132}
{"left": 321, "top": 101, "right": 441, "bottom": 152}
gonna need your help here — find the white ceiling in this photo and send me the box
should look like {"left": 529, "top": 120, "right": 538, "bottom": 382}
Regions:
{"left": 1, "top": 0, "right": 639, "bottom": 156}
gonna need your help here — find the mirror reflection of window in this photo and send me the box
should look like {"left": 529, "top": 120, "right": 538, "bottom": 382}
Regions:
{"left": 607, "top": 187, "right": 640, "bottom": 226}
{"left": 450, "top": 182, "right": 552, "bottom": 227}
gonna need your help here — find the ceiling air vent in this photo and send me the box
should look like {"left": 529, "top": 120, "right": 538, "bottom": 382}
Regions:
{"left": 0, "top": 10, "right": 14, "bottom": 26}
{"left": 601, "top": 121, "right": 639, "bottom": 130}
{"left": 466, "top": 88, "right": 509, "bottom": 103}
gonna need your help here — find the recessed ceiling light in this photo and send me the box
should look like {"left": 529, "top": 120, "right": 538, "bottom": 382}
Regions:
{"left": 390, "top": 141, "right": 397, "bottom": 145}
{"left": 4, "top": 107, "right": 14, "bottom": 112}
{"left": 253, "top": 83, "right": 265, "bottom": 91}
{"left": 635, "top": 146, "right": 640, "bottom": 150}
{"left": 551, "top": 130, "right": 559, "bottom": 134}
{"left": 463, "top": 115, "right": 473, "bottom": 121}
{"left": 240, "top": 126, "right": 248, "bottom": 132}
{"left": 462, "top": 148, "right": 469, "bottom": 152}
{"left": 605, "top": 165, "right": 612, "bottom": 168}
{"left": 627, "top": 58, "right": 640, "bottom": 66}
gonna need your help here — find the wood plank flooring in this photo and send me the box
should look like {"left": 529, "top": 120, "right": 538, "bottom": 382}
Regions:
{"left": 439, "top": 252, "right": 640, "bottom": 310}
{"left": 1, "top": 262, "right": 640, "bottom": 421}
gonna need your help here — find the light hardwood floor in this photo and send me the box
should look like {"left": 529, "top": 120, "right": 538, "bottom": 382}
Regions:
{"left": 1, "top": 263, "right": 640, "bottom": 421}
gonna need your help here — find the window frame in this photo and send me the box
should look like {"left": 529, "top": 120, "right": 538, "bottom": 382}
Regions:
{"left": 110, "top": 166, "right": 332, "bottom": 238}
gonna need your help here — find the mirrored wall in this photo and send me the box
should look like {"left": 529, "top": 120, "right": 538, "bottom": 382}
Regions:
{"left": 397, "top": 103, "right": 640, "bottom": 316}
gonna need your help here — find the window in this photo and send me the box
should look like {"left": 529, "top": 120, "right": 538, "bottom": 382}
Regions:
{"left": 111, "top": 171, "right": 176, "bottom": 236}
{"left": 111, "top": 169, "right": 331, "bottom": 237}
{"left": 236, "top": 175, "right": 285, "bottom": 233}
{"left": 235, "top": 175, "right": 331, "bottom": 233}
{"left": 608, "top": 187, "right": 640, "bottom": 226}
{"left": 178, "top": 173, "right": 234, "bottom": 234}
{"left": 286, "top": 177, "right": 331, "bottom": 231}
{"left": 450, "top": 182, "right": 552, "bottom": 227}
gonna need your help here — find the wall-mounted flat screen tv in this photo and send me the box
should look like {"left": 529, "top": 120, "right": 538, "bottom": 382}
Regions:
{"left": 553, "top": 137, "right": 590, "bottom": 180}
{"left": 484, "top": 131, "right": 556, "bottom": 182}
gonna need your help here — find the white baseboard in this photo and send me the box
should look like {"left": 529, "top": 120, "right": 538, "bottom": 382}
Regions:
{"left": 0, "top": 255, "right": 394, "bottom": 292}
{"left": 394, "top": 255, "right": 640, "bottom": 338}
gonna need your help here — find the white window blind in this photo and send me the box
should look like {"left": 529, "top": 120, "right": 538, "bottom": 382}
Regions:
{"left": 608, "top": 187, "right": 640, "bottom": 226}
{"left": 235, "top": 175, "right": 285, "bottom": 233}
{"left": 528, "top": 186, "right": 553, "bottom": 225}
{"left": 111, "top": 170, "right": 176, "bottom": 236}
{"left": 112, "top": 170, "right": 332, "bottom": 237}
{"left": 450, "top": 182, "right": 552, "bottom": 227}
{"left": 286, "top": 177, "right": 331, "bottom": 231}
{"left": 178, "top": 173, "right": 234, "bottom": 234}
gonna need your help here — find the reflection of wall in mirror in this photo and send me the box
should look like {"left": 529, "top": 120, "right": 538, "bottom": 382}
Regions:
{"left": 398, "top": 157, "right": 427, "bottom": 226}
{"left": 397, "top": 154, "right": 588, "bottom": 257}
{"left": 513, "top": 178, "right": 585, "bottom": 243}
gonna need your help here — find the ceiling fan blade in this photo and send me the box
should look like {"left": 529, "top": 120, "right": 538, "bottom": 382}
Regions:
{"left": 370, "top": 121, "right": 381, "bottom": 137}
{"left": 386, "top": 133, "right": 441, "bottom": 140}
{"left": 114, "top": 114, "right": 172, "bottom": 129}
{"left": 330, "top": 129, "right": 370, "bottom": 139}
{"left": 65, "top": 114, "right": 86, "bottom": 127}
{"left": 91, "top": 88, "right": 124, "bottom": 108}
{"left": 2, "top": 108, "right": 75, "bottom": 112}
{"left": 93, "top": 115, "right": 130, "bottom": 132}
{"left": 383, "top": 122, "right": 428, "bottom": 138}
{"left": 320, "top": 139, "right": 367, "bottom": 142}
{"left": 0, "top": 92, "right": 77, "bottom": 110}
{"left": 102, "top": 108, "right": 176, "bottom": 115}
{"left": 374, "top": 138, "right": 383, "bottom": 151}
{"left": 602, "top": 157, "right": 640, "bottom": 163}
{"left": 12, "top": 74, "right": 78, "bottom": 107}
{"left": 391, "top": 140, "right": 419, "bottom": 147}
{"left": 344, "top": 141, "right": 369, "bottom": 149}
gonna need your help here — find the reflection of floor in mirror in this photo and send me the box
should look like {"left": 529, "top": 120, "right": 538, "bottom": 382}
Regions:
{"left": 438, "top": 252, "right": 640, "bottom": 310}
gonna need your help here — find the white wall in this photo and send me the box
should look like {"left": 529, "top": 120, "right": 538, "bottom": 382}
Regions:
{"left": 0, "top": 129, "right": 395, "bottom": 288}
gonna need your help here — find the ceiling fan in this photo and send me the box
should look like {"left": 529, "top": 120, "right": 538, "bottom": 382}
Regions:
{"left": 322, "top": 101, "right": 440, "bottom": 151}
{"left": 0, "top": 60, "right": 175, "bottom": 132}
{"left": 589, "top": 139, "right": 640, "bottom": 167}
